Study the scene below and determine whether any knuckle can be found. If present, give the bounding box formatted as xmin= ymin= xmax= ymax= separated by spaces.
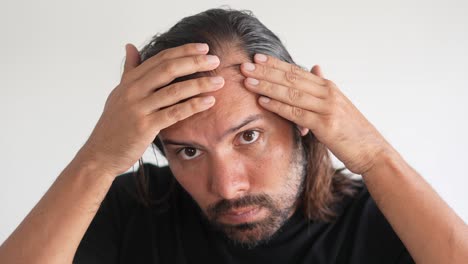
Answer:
xmin=260 ymin=65 xmax=269 ymax=77
xmin=167 ymin=105 xmax=183 ymax=121
xmin=290 ymin=64 xmax=305 ymax=77
xmin=201 ymin=77 xmax=211 ymax=91
xmin=287 ymin=87 xmax=303 ymax=102
xmin=156 ymin=48 xmax=170 ymax=61
xmin=262 ymin=81 xmax=274 ymax=94
xmin=285 ymin=70 xmax=298 ymax=84
xmin=271 ymin=57 xmax=280 ymax=69
xmin=324 ymin=79 xmax=336 ymax=87
xmin=323 ymin=82 xmax=333 ymax=97
xmin=290 ymin=106 xmax=304 ymax=118
xmin=192 ymin=55 xmax=201 ymax=66
xmin=125 ymin=81 xmax=139 ymax=92
xmin=326 ymin=94 xmax=339 ymax=113
xmin=165 ymin=83 xmax=180 ymax=98
xmin=120 ymin=73 xmax=134 ymax=84
xmin=190 ymin=98 xmax=201 ymax=111
xmin=163 ymin=61 xmax=178 ymax=77
xmin=120 ymin=86 xmax=137 ymax=103
xmin=128 ymin=105 xmax=147 ymax=128
xmin=327 ymin=85 xmax=338 ymax=99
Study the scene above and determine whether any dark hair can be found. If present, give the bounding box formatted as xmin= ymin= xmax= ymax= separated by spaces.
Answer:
xmin=133 ymin=7 xmax=361 ymax=222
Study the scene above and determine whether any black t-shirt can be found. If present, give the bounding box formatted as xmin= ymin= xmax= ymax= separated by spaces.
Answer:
xmin=74 ymin=163 xmax=414 ymax=264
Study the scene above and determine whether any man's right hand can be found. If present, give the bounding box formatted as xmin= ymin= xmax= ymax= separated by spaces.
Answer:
xmin=77 ymin=43 xmax=224 ymax=177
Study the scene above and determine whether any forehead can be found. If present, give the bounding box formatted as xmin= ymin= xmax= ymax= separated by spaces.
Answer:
xmin=159 ymin=50 xmax=291 ymax=145
xmin=160 ymin=65 xmax=262 ymax=136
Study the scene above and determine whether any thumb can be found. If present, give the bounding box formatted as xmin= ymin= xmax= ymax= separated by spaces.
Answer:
xmin=123 ymin=43 xmax=141 ymax=75
xmin=310 ymin=64 xmax=324 ymax=78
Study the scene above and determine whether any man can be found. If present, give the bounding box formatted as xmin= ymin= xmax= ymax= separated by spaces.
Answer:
xmin=0 ymin=8 xmax=466 ymax=264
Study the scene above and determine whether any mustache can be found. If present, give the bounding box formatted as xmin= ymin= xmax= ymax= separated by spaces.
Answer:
xmin=207 ymin=194 xmax=275 ymax=219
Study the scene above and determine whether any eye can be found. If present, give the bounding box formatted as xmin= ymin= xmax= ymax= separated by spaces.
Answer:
xmin=177 ymin=147 xmax=202 ymax=160
xmin=238 ymin=130 xmax=260 ymax=145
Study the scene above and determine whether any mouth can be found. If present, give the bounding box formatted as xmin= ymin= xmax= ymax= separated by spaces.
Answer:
xmin=219 ymin=206 xmax=264 ymax=225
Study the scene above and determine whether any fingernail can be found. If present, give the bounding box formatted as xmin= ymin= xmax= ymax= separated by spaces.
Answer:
xmin=246 ymin=77 xmax=259 ymax=85
xmin=202 ymin=96 xmax=215 ymax=104
xmin=210 ymin=76 xmax=224 ymax=84
xmin=206 ymin=55 xmax=220 ymax=65
xmin=255 ymin=54 xmax=267 ymax=62
xmin=243 ymin=62 xmax=255 ymax=71
xmin=196 ymin=43 xmax=208 ymax=52
xmin=259 ymin=96 xmax=270 ymax=104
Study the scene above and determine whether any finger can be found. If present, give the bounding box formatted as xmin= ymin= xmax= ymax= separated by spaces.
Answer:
xmin=241 ymin=63 xmax=329 ymax=99
xmin=122 ymin=43 xmax=141 ymax=79
xmin=135 ymin=54 xmax=220 ymax=95
xmin=244 ymin=78 xmax=327 ymax=113
xmin=135 ymin=43 xmax=209 ymax=80
xmin=141 ymin=76 xmax=224 ymax=113
xmin=311 ymin=65 xmax=324 ymax=78
xmin=241 ymin=64 xmax=328 ymax=99
xmin=150 ymin=96 xmax=216 ymax=131
xmin=257 ymin=96 xmax=321 ymax=131
xmin=252 ymin=54 xmax=326 ymax=85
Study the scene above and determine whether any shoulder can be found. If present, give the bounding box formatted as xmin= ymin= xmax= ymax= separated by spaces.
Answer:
xmin=347 ymin=184 xmax=398 ymax=240
xmin=335 ymin=182 xmax=414 ymax=263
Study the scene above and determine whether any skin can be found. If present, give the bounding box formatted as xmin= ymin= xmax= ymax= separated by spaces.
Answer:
xmin=158 ymin=53 xmax=308 ymax=246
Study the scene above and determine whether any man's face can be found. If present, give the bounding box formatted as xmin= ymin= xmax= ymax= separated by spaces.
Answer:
xmin=158 ymin=54 xmax=306 ymax=248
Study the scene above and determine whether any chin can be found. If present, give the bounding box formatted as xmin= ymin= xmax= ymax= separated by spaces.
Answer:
xmin=221 ymin=221 xmax=278 ymax=249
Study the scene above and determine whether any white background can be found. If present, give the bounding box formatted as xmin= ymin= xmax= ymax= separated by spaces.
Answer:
xmin=1 ymin=0 xmax=467 ymax=244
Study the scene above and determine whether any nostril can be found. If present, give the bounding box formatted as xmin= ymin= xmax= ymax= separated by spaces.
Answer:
xmin=210 ymin=178 xmax=250 ymax=200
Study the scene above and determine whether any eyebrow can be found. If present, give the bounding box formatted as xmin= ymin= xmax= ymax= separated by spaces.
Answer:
xmin=162 ymin=113 xmax=264 ymax=147
xmin=219 ymin=113 xmax=264 ymax=139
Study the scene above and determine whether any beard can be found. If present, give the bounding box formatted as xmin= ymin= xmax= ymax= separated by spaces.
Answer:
xmin=203 ymin=131 xmax=307 ymax=249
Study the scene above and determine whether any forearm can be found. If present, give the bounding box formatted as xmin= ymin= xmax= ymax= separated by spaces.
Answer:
xmin=362 ymin=145 xmax=468 ymax=264
xmin=0 ymin=152 xmax=116 ymax=264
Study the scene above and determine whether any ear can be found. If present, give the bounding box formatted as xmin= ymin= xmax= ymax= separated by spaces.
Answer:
xmin=297 ymin=125 xmax=309 ymax=136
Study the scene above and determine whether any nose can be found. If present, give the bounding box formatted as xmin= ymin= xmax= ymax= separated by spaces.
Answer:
xmin=208 ymin=154 xmax=250 ymax=200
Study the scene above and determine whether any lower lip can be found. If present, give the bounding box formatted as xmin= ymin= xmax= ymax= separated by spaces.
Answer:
xmin=221 ymin=207 xmax=263 ymax=224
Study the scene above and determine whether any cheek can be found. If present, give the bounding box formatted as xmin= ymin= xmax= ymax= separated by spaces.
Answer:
xmin=246 ymin=132 xmax=293 ymax=191
xmin=168 ymin=162 xmax=213 ymax=210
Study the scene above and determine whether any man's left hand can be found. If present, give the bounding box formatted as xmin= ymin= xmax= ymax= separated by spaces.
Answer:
xmin=240 ymin=54 xmax=391 ymax=175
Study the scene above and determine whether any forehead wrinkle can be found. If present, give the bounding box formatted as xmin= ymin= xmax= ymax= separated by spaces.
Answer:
xmin=218 ymin=63 xmax=246 ymax=84
xmin=186 ymin=70 xmax=258 ymax=132
xmin=180 ymin=63 xmax=244 ymax=85
xmin=206 ymin=62 xmax=243 ymax=76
